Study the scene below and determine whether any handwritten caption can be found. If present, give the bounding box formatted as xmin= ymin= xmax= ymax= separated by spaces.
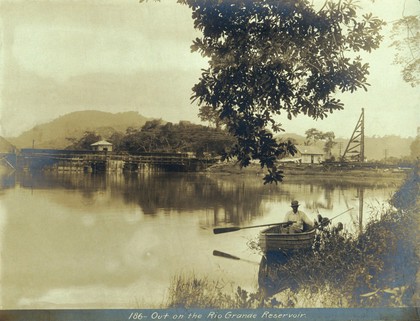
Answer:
xmin=128 ymin=311 xmax=307 ymax=320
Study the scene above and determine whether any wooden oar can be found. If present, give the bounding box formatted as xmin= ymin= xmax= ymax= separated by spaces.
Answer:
xmin=213 ymin=250 xmax=240 ymax=260
xmin=213 ymin=208 xmax=354 ymax=234
xmin=212 ymin=250 xmax=259 ymax=265
xmin=213 ymin=221 xmax=292 ymax=234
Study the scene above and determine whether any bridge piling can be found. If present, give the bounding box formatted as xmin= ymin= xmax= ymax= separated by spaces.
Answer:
xmin=13 ymin=149 xmax=218 ymax=173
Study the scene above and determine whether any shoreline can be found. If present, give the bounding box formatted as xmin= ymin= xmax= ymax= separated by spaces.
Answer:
xmin=205 ymin=162 xmax=409 ymax=180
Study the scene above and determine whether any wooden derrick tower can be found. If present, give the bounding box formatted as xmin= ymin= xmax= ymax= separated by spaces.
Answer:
xmin=342 ymin=108 xmax=365 ymax=162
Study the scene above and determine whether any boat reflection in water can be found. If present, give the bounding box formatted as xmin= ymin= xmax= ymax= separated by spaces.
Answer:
xmin=258 ymin=225 xmax=316 ymax=297
xmin=258 ymin=248 xmax=315 ymax=297
xmin=259 ymin=252 xmax=290 ymax=296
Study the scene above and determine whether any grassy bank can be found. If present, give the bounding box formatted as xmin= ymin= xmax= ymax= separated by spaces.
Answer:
xmin=206 ymin=161 xmax=408 ymax=180
xmin=166 ymin=165 xmax=419 ymax=308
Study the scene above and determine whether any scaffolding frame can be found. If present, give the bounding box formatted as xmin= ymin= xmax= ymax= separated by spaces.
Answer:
xmin=342 ymin=108 xmax=365 ymax=162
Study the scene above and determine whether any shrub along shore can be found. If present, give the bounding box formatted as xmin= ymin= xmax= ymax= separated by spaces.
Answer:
xmin=166 ymin=164 xmax=419 ymax=308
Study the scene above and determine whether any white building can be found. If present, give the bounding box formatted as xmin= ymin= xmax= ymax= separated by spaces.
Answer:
xmin=294 ymin=145 xmax=325 ymax=164
xmin=91 ymin=140 xmax=113 ymax=152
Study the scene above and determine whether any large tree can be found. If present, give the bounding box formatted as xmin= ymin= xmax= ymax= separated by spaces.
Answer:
xmin=119 ymin=120 xmax=234 ymax=156
xmin=305 ymin=128 xmax=336 ymax=158
xmin=390 ymin=15 xmax=420 ymax=87
xmin=176 ymin=0 xmax=384 ymax=183
xmin=66 ymin=131 xmax=102 ymax=150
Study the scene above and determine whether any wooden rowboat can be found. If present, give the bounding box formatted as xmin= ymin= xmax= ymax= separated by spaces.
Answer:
xmin=259 ymin=225 xmax=316 ymax=253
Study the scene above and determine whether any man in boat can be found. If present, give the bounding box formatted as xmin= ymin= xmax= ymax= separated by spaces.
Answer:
xmin=282 ymin=200 xmax=314 ymax=233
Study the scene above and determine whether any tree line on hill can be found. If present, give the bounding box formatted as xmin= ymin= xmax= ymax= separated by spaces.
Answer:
xmin=65 ymin=120 xmax=235 ymax=157
xmin=66 ymin=119 xmax=420 ymax=165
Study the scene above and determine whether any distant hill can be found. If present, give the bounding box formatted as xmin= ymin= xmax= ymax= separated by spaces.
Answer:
xmin=277 ymin=133 xmax=306 ymax=144
xmin=0 ymin=136 xmax=16 ymax=152
xmin=6 ymin=111 xmax=414 ymax=159
xmin=330 ymin=136 xmax=413 ymax=160
xmin=7 ymin=110 xmax=151 ymax=149
xmin=277 ymin=133 xmax=413 ymax=160
xmin=364 ymin=135 xmax=413 ymax=160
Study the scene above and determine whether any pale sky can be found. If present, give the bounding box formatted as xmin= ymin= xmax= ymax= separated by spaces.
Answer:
xmin=0 ymin=0 xmax=419 ymax=139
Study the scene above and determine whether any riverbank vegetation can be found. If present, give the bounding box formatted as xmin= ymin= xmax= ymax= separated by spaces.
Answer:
xmin=166 ymin=166 xmax=419 ymax=308
xmin=65 ymin=120 xmax=419 ymax=179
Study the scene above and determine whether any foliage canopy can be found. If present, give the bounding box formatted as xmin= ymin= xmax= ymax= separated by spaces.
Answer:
xmin=66 ymin=131 xmax=102 ymax=150
xmin=177 ymin=0 xmax=384 ymax=183
xmin=119 ymin=120 xmax=235 ymax=156
xmin=390 ymin=15 xmax=420 ymax=87
xmin=305 ymin=127 xmax=336 ymax=157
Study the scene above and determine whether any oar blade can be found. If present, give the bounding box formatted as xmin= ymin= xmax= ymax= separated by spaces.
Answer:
xmin=212 ymin=250 xmax=240 ymax=260
xmin=213 ymin=226 xmax=241 ymax=234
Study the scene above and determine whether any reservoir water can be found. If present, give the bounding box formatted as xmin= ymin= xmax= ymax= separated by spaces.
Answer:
xmin=0 ymin=170 xmax=403 ymax=308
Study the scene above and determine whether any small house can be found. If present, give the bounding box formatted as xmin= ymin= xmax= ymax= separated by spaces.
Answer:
xmin=294 ymin=145 xmax=325 ymax=164
xmin=91 ymin=140 xmax=113 ymax=152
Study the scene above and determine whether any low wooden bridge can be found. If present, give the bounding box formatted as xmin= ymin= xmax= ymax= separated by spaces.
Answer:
xmin=8 ymin=149 xmax=219 ymax=173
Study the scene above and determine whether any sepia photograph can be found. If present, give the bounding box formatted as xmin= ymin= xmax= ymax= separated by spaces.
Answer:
xmin=0 ymin=0 xmax=419 ymax=320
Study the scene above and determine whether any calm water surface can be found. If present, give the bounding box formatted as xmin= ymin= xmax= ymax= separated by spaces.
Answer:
xmin=0 ymin=171 xmax=403 ymax=308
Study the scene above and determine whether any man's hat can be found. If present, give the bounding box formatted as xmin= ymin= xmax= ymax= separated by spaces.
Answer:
xmin=291 ymin=200 xmax=300 ymax=207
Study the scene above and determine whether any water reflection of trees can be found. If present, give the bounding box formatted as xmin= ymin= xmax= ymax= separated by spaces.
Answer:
xmin=6 ymin=172 xmax=270 ymax=226
xmin=2 ymin=172 xmax=401 ymax=227
xmin=16 ymin=171 xmax=108 ymax=200
xmin=113 ymin=173 xmax=269 ymax=225
xmin=281 ymin=177 xmax=400 ymax=212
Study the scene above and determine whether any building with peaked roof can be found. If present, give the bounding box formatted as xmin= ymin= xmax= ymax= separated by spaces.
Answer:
xmin=294 ymin=145 xmax=325 ymax=164
xmin=90 ymin=140 xmax=113 ymax=152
